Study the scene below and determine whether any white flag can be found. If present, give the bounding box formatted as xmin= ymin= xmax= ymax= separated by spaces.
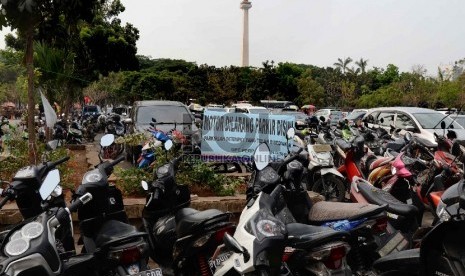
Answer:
xmin=40 ymin=91 xmax=57 ymax=128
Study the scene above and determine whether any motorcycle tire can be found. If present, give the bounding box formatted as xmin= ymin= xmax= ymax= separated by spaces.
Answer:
xmin=311 ymin=175 xmax=346 ymax=202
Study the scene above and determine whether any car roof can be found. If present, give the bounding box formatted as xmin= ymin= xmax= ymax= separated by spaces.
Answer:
xmin=133 ymin=100 xmax=185 ymax=107
xmin=365 ymin=106 xmax=439 ymax=114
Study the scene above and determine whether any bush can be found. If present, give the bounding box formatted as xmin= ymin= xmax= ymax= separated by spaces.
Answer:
xmin=113 ymin=167 xmax=151 ymax=197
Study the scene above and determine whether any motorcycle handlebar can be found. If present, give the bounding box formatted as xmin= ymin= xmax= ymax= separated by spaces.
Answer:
xmin=277 ymin=147 xmax=304 ymax=175
xmin=49 ymin=156 xmax=70 ymax=168
xmin=68 ymin=193 xmax=93 ymax=213
xmin=0 ymin=195 xmax=11 ymax=209
xmin=109 ymin=155 xmax=125 ymax=167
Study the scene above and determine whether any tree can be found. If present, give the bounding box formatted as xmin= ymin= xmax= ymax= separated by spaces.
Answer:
xmin=0 ymin=0 xmax=101 ymax=163
xmin=355 ymin=58 xmax=368 ymax=74
xmin=333 ymin=57 xmax=353 ymax=75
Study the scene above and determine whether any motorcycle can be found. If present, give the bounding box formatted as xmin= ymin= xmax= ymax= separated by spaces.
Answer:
xmin=247 ymin=128 xmax=400 ymax=275
xmin=373 ymin=174 xmax=465 ymax=276
xmin=0 ymin=169 xmax=96 ymax=276
xmin=73 ymin=134 xmax=151 ymax=275
xmin=214 ymin=142 xmax=352 ymax=276
xmin=140 ymin=139 xmax=236 ymax=275
xmin=67 ymin=120 xmax=83 ymax=144
xmin=0 ymin=145 xmax=73 ymax=252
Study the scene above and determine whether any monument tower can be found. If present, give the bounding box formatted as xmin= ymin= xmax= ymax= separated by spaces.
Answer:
xmin=240 ymin=0 xmax=252 ymax=67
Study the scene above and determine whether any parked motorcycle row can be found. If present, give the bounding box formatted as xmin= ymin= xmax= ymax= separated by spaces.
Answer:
xmin=0 ymin=111 xmax=465 ymax=275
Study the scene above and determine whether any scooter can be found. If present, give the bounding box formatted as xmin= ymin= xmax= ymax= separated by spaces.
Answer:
xmin=140 ymin=139 xmax=236 ymax=275
xmin=373 ymin=174 xmax=465 ymax=276
xmin=213 ymin=142 xmax=352 ymax=276
xmin=73 ymin=134 xmax=151 ymax=275
xmin=0 ymin=169 xmax=96 ymax=276
xmin=0 ymin=143 xmax=73 ymax=252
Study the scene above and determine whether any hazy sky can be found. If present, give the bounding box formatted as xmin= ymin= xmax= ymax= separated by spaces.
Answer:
xmin=1 ymin=0 xmax=464 ymax=74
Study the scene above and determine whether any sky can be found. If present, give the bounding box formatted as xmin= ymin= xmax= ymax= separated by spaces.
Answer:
xmin=1 ymin=0 xmax=465 ymax=75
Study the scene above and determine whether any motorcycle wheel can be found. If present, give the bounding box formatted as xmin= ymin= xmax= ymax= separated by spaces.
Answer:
xmin=311 ymin=175 xmax=346 ymax=202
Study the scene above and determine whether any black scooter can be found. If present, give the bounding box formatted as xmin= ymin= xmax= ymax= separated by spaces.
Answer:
xmin=0 ymin=169 xmax=96 ymax=276
xmin=0 ymin=141 xmax=73 ymax=252
xmin=373 ymin=174 xmax=465 ymax=276
xmin=73 ymin=134 xmax=151 ymax=276
xmin=140 ymin=140 xmax=235 ymax=275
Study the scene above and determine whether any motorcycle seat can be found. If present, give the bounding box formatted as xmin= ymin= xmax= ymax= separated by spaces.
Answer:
xmin=335 ymin=139 xmax=352 ymax=151
xmin=369 ymin=156 xmax=394 ymax=171
xmin=308 ymin=201 xmax=385 ymax=223
xmin=175 ymin=208 xmax=230 ymax=238
xmin=373 ymin=248 xmax=420 ymax=273
xmin=356 ymin=180 xmax=418 ymax=217
xmin=286 ymin=223 xmax=348 ymax=249
xmin=95 ymin=220 xmax=146 ymax=248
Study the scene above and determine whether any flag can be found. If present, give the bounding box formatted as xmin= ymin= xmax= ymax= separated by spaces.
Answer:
xmin=40 ymin=90 xmax=57 ymax=128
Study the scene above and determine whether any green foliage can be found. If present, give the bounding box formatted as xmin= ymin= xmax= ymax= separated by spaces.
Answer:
xmin=113 ymin=167 xmax=151 ymax=197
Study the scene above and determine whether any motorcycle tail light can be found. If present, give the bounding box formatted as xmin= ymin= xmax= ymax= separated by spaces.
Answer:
xmin=109 ymin=244 xmax=145 ymax=265
xmin=282 ymin=247 xmax=295 ymax=262
xmin=372 ymin=216 xmax=388 ymax=234
xmin=308 ymin=242 xmax=350 ymax=270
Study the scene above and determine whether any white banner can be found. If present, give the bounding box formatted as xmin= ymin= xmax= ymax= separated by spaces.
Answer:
xmin=40 ymin=90 xmax=57 ymax=128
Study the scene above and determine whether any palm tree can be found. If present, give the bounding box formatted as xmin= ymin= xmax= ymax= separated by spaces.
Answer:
xmin=355 ymin=58 xmax=369 ymax=74
xmin=334 ymin=57 xmax=353 ymax=74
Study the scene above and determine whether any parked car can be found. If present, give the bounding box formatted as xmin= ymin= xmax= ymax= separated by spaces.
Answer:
xmin=362 ymin=106 xmax=465 ymax=145
xmin=235 ymin=106 xmax=270 ymax=114
xmin=273 ymin=110 xmax=309 ymax=130
xmin=126 ymin=100 xmax=201 ymax=163
xmin=344 ymin=109 xmax=368 ymax=125
xmin=450 ymin=114 xmax=465 ymax=128
xmin=314 ymin=108 xmax=343 ymax=125
xmin=82 ymin=105 xmax=102 ymax=120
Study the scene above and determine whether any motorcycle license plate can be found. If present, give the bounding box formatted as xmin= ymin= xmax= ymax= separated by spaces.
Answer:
xmin=131 ymin=268 xmax=163 ymax=276
xmin=376 ymin=230 xmax=409 ymax=257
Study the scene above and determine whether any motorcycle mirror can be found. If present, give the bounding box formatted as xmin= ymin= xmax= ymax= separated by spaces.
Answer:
xmin=223 ymin=233 xmax=244 ymax=254
xmin=152 ymin=118 xmax=157 ymax=123
xmin=253 ymin=143 xmax=270 ymax=171
xmin=39 ymin=169 xmax=60 ymax=200
xmin=46 ymin=140 xmax=59 ymax=151
xmin=123 ymin=118 xmax=132 ymax=124
xmin=404 ymin=132 xmax=412 ymax=142
xmin=141 ymin=181 xmax=149 ymax=191
xmin=441 ymin=121 xmax=446 ymax=130
xmin=100 ymin=134 xmax=115 ymax=147
xmin=286 ymin=128 xmax=295 ymax=140
xmin=164 ymin=140 xmax=173 ymax=151
xmin=319 ymin=116 xmax=326 ymax=122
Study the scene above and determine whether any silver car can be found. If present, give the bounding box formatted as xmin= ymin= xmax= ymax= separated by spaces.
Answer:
xmin=362 ymin=107 xmax=465 ymax=145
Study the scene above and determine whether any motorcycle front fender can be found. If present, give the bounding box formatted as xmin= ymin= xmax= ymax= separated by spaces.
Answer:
xmin=320 ymin=167 xmax=345 ymax=179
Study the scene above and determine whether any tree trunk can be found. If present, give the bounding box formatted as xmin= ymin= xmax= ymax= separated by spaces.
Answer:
xmin=26 ymin=29 xmax=37 ymax=164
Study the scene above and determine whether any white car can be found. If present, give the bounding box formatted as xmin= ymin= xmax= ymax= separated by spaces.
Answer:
xmin=314 ymin=109 xmax=343 ymax=125
xmin=362 ymin=106 xmax=465 ymax=145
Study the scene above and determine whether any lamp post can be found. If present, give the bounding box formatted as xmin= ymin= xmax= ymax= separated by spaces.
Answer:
xmin=240 ymin=0 xmax=252 ymax=67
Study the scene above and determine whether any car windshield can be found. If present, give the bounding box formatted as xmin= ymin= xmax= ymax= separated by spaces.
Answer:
xmin=83 ymin=106 xmax=98 ymax=113
xmin=277 ymin=112 xmax=307 ymax=120
xmin=452 ymin=116 xmax=465 ymax=128
xmin=346 ymin=111 xmax=366 ymax=120
xmin=248 ymin=108 xmax=270 ymax=114
xmin=137 ymin=105 xmax=193 ymax=124
xmin=412 ymin=113 xmax=463 ymax=129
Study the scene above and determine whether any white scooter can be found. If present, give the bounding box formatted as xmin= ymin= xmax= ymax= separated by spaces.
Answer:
xmin=213 ymin=141 xmax=352 ymax=276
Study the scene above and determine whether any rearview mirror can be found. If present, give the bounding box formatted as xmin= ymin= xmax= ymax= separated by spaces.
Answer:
xmin=253 ymin=143 xmax=270 ymax=171
xmin=441 ymin=121 xmax=446 ymax=130
xmin=319 ymin=116 xmax=326 ymax=122
xmin=100 ymin=134 xmax=115 ymax=147
xmin=152 ymin=118 xmax=157 ymax=123
xmin=141 ymin=181 xmax=148 ymax=191
xmin=286 ymin=128 xmax=295 ymax=140
xmin=404 ymin=132 xmax=412 ymax=142
xmin=46 ymin=140 xmax=59 ymax=151
xmin=40 ymin=169 xmax=60 ymax=200
xmin=164 ymin=140 xmax=173 ymax=151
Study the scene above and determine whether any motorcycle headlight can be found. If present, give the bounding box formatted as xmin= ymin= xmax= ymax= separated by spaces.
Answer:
xmin=156 ymin=164 xmax=171 ymax=178
xmin=21 ymin=222 xmax=44 ymax=239
xmin=83 ymin=169 xmax=103 ymax=184
xmin=5 ymin=237 xmax=29 ymax=256
xmin=244 ymin=209 xmax=286 ymax=241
